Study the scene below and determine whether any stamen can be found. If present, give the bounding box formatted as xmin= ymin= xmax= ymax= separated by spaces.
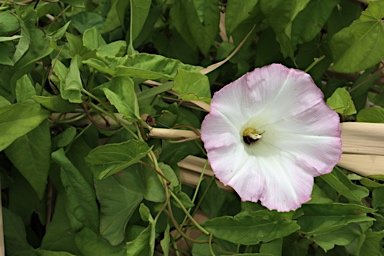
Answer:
xmin=243 ymin=128 xmax=263 ymax=145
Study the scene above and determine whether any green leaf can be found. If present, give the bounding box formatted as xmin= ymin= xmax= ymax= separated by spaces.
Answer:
xmin=225 ymin=0 xmax=259 ymax=36
xmin=98 ymin=41 xmax=127 ymax=57
xmin=125 ymin=220 xmax=156 ymax=256
xmin=52 ymin=148 xmax=99 ymax=232
xmin=192 ymin=0 xmax=217 ymax=24
xmin=75 ymin=228 xmax=126 ymax=256
xmin=52 ymin=60 xmax=81 ymax=104
xmin=0 ymin=102 xmax=50 ymax=152
xmin=228 ymin=254 xmax=272 ymax=256
xmin=5 ymin=120 xmax=50 ymax=199
xmin=71 ymin=12 xmax=104 ymax=34
xmin=350 ymin=68 xmax=378 ymax=112
xmin=0 ymin=42 xmax=14 ymax=66
xmin=95 ymin=171 xmax=144 ymax=245
xmin=327 ymin=0 xmax=361 ymax=38
xmin=46 ymin=21 xmax=71 ymax=41
xmin=198 ymin=178 xmax=241 ymax=218
xmin=282 ymin=233 xmax=311 ymax=256
xmin=66 ymin=136 xmax=95 ymax=187
xmin=101 ymin=0 xmax=129 ymax=33
xmin=260 ymin=0 xmax=310 ymax=58
xmin=160 ymin=224 xmax=170 ymax=256
xmin=41 ymin=193 xmax=81 ymax=255
xmin=139 ymin=203 xmax=153 ymax=222
xmin=202 ymin=211 xmax=300 ymax=245
xmin=156 ymin=110 xmax=178 ymax=127
xmin=330 ymin=1 xmax=384 ymax=72
xmin=192 ymin=234 xmax=239 ymax=256
xmin=183 ymin=0 xmax=220 ymax=55
xmin=66 ymin=32 xmax=89 ymax=57
xmin=130 ymin=0 xmax=152 ymax=42
xmin=64 ymin=55 xmax=83 ymax=103
xmin=60 ymin=0 xmax=84 ymax=7
xmin=35 ymin=249 xmax=76 ymax=256
xmin=297 ymin=203 xmax=374 ymax=235
xmin=3 ymin=208 xmax=34 ymax=255
xmin=169 ymin=1 xmax=197 ymax=50
xmin=102 ymin=76 xmax=140 ymax=121
xmin=320 ymin=167 xmax=369 ymax=204
xmin=356 ymin=108 xmax=384 ymax=123
xmin=137 ymin=82 xmax=173 ymax=101
xmin=13 ymin=8 xmax=36 ymax=64
xmin=260 ymin=238 xmax=283 ymax=255
xmin=0 ymin=95 xmax=10 ymax=107
xmin=84 ymin=53 xmax=202 ymax=80
xmin=291 ymin=0 xmax=339 ymax=45
xmin=8 ymin=169 xmax=45 ymax=224
xmin=10 ymin=27 xmax=53 ymax=91
xmin=356 ymin=229 xmax=384 ymax=256
xmin=83 ymin=26 xmax=106 ymax=51
xmin=85 ymin=140 xmax=151 ymax=179
xmin=137 ymin=163 xmax=167 ymax=203
xmin=0 ymin=11 xmax=20 ymax=36
xmin=15 ymin=74 xmax=35 ymax=103
xmin=32 ymin=95 xmax=79 ymax=113
xmin=372 ymin=187 xmax=384 ymax=214
xmin=52 ymin=127 xmax=77 ymax=148
xmin=83 ymin=53 xmax=202 ymax=79
xmin=159 ymin=162 xmax=179 ymax=189
xmin=173 ymin=69 xmax=211 ymax=103
xmin=172 ymin=191 xmax=194 ymax=209
xmin=326 ymin=87 xmax=356 ymax=115
xmin=313 ymin=223 xmax=362 ymax=252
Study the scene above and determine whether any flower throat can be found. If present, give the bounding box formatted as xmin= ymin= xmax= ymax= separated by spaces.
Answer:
xmin=243 ymin=127 xmax=263 ymax=145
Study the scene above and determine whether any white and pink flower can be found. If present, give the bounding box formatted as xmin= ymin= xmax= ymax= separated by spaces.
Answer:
xmin=201 ymin=64 xmax=342 ymax=212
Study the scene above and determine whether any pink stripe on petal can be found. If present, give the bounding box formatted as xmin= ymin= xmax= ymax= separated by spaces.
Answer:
xmin=201 ymin=110 xmax=239 ymax=149
xmin=225 ymin=148 xmax=315 ymax=212
xmin=248 ymin=65 xmax=325 ymax=124
xmin=263 ymin=101 xmax=341 ymax=136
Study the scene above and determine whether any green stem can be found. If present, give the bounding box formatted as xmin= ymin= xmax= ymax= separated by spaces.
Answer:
xmin=139 ymin=161 xmax=171 ymax=184
xmin=169 ymin=190 xmax=210 ymax=236
xmin=88 ymin=101 xmax=138 ymax=138
xmin=88 ymin=101 xmax=115 ymax=120
xmin=179 ymin=160 xmax=208 ymax=228
xmin=154 ymin=201 xmax=167 ymax=223
xmin=191 ymin=176 xmax=215 ymax=218
xmin=128 ymin=0 xmax=135 ymax=54
xmin=304 ymin=55 xmax=325 ymax=73
xmin=208 ymin=233 xmax=216 ymax=256
xmin=55 ymin=113 xmax=86 ymax=124
xmin=349 ymin=66 xmax=383 ymax=93
xmin=191 ymin=160 xmax=208 ymax=203
xmin=163 ymin=208 xmax=208 ymax=244
xmin=174 ymin=175 xmax=215 ymax=243
xmin=82 ymin=89 xmax=104 ymax=104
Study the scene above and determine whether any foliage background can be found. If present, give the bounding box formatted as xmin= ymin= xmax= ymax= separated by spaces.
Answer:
xmin=1 ymin=0 xmax=384 ymax=255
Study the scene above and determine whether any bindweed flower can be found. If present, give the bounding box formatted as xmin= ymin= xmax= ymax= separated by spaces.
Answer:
xmin=201 ymin=64 xmax=342 ymax=212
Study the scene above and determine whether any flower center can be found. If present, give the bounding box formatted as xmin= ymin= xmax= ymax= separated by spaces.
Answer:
xmin=242 ymin=127 xmax=263 ymax=145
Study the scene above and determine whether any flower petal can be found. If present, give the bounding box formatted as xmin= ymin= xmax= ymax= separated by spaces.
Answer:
xmin=245 ymin=65 xmax=324 ymax=127
xmin=201 ymin=63 xmax=342 ymax=212
xmin=209 ymin=76 xmax=258 ymax=129
xmin=225 ymin=143 xmax=315 ymax=212
xmin=262 ymin=101 xmax=342 ymax=176
xmin=206 ymin=142 xmax=249 ymax=184
xmin=201 ymin=107 xmax=240 ymax=150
